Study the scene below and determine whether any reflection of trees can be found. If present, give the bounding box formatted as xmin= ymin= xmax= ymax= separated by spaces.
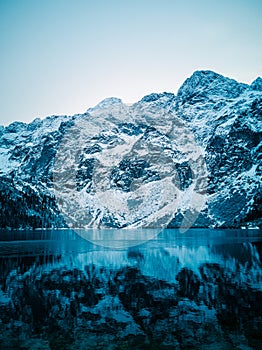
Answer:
xmin=0 ymin=243 xmax=261 ymax=349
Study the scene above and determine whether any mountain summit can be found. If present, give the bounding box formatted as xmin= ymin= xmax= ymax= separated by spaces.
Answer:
xmin=251 ymin=77 xmax=262 ymax=91
xmin=176 ymin=70 xmax=248 ymax=105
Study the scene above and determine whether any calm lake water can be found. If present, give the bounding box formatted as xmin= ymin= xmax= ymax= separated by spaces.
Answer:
xmin=0 ymin=229 xmax=261 ymax=349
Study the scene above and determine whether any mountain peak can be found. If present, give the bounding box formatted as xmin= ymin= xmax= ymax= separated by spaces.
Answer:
xmin=190 ymin=70 xmax=222 ymax=80
xmin=139 ymin=92 xmax=175 ymax=103
xmin=250 ymin=77 xmax=262 ymax=91
xmin=182 ymin=70 xmax=226 ymax=88
xmin=177 ymin=70 xmax=248 ymax=104
xmin=87 ymin=97 xmax=122 ymax=112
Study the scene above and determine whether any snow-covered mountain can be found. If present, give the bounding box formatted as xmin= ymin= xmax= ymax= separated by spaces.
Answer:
xmin=0 ymin=70 xmax=261 ymax=229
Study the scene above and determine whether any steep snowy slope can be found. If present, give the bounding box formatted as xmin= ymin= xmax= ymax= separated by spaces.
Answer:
xmin=0 ymin=70 xmax=261 ymax=229
xmin=171 ymin=71 xmax=262 ymax=228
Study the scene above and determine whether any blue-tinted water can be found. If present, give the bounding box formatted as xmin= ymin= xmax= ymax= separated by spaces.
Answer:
xmin=0 ymin=229 xmax=261 ymax=349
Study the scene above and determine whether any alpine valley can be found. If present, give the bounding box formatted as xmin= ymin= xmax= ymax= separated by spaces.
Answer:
xmin=0 ymin=70 xmax=261 ymax=229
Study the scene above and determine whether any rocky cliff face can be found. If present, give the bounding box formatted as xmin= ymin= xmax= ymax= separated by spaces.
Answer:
xmin=0 ymin=70 xmax=261 ymax=229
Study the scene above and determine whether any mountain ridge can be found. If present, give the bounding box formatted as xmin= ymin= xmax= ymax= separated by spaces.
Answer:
xmin=0 ymin=70 xmax=261 ymax=229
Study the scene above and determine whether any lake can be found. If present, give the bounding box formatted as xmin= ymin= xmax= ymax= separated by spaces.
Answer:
xmin=0 ymin=229 xmax=261 ymax=349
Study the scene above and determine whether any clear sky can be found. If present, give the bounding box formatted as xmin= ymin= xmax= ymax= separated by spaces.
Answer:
xmin=0 ymin=0 xmax=261 ymax=125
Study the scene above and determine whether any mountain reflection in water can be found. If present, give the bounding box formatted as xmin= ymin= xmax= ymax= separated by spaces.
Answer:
xmin=0 ymin=229 xmax=261 ymax=349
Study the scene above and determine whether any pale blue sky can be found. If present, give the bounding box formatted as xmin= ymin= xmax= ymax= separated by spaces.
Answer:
xmin=0 ymin=0 xmax=261 ymax=125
